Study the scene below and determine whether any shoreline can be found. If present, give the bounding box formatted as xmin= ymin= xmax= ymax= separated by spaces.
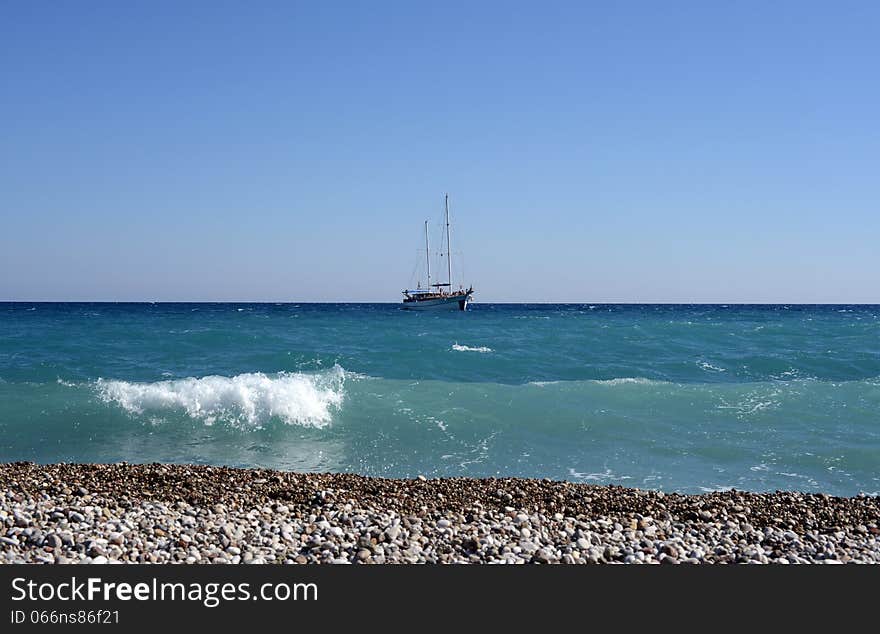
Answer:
xmin=2 ymin=462 xmax=878 ymax=564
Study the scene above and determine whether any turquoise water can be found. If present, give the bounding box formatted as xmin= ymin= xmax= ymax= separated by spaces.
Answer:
xmin=1 ymin=303 xmax=878 ymax=495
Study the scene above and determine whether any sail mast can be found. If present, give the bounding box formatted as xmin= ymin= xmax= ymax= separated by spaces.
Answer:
xmin=424 ymin=220 xmax=431 ymax=289
xmin=445 ymin=193 xmax=452 ymax=290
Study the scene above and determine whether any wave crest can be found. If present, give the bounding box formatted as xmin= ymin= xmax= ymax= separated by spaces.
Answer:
xmin=452 ymin=343 xmax=493 ymax=353
xmin=593 ymin=377 xmax=664 ymax=386
xmin=95 ymin=366 xmax=346 ymax=428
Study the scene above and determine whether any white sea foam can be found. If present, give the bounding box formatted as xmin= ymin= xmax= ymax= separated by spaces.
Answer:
xmin=697 ymin=361 xmax=726 ymax=373
xmin=568 ymin=467 xmax=632 ymax=482
xmin=771 ymin=369 xmax=801 ymax=379
xmin=95 ymin=366 xmax=346 ymax=428
xmin=527 ymin=377 xmax=667 ymax=387
xmin=593 ymin=377 xmax=662 ymax=386
xmin=452 ymin=343 xmax=493 ymax=353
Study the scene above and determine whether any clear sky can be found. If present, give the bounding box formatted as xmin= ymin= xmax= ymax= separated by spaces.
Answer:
xmin=2 ymin=1 xmax=878 ymax=302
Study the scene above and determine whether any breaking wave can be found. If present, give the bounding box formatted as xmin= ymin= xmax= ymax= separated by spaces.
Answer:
xmin=452 ymin=343 xmax=493 ymax=353
xmin=95 ymin=366 xmax=346 ymax=428
xmin=697 ymin=361 xmax=727 ymax=373
xmin=592 ymin=377 xmax=665 ymax=386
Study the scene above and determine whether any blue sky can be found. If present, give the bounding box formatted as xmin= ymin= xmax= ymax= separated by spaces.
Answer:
xmin=2 ymin=1 xmax=878 ymax=302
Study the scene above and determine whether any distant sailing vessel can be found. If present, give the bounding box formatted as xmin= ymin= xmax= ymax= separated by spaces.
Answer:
xmin=402 ymin=194 xmax=474 ymax=311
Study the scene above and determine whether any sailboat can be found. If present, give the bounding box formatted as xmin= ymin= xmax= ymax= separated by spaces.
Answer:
xmin=402 ymin=194 xmax=474 ymax=311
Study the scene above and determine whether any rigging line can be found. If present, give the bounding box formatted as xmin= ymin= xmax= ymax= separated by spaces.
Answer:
xmin=432 ymin=217 xmax=442 ymax=284
xmin=445 ymin=193 xmax=452 ymax=286
xmin=408 ymin=246 xmax=422 ymax=288
xmin=458 ymin=249 xmax=466 ymax=289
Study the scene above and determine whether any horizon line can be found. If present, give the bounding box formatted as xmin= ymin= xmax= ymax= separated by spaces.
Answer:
xmin=3 ymin=300 xmax=880 ymax=306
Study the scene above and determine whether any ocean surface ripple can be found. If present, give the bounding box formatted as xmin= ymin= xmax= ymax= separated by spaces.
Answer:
xmin=1 ymin=302 xmax=878 ymax=495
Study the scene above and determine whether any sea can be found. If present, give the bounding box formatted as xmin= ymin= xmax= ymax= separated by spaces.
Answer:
xmin=1 ymin=303 xmax=878 ymax=496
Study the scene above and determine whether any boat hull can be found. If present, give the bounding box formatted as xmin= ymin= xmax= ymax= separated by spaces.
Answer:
xmin=401 ymin=292 xmax=472 ymax=311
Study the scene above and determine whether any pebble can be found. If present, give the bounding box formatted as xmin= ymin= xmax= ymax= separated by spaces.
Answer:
xmin=0 ymin=463 xmax=877 ymax=565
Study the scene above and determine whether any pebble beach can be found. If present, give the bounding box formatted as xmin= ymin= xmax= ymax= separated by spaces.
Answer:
xmin=1 ymin=462 xmax=878 ymax=564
